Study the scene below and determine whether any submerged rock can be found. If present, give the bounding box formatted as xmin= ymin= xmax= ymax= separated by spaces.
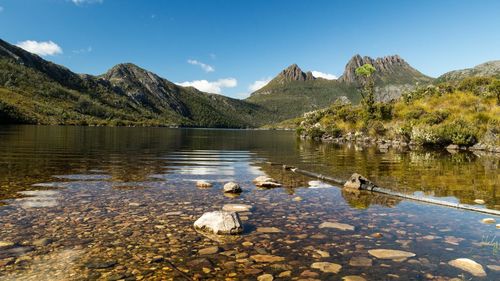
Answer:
xmin=222 ymin=204 xmax=252 ymax=212
xmin=311 ymin=262 xmax=342 ymax=273
xmin=198 ymin=246 xmax=220 ymax=255
xmin=448 ymin=258 xmax=487 ymax=277
xmin=343 ymin=173 xmax=377 ymax=191
xmin=368 ymin=249 xmax=416 ymax=260
xmin=257 ymin=273 xmax=274 ymax=281
xmin=0 ymin=241 xmax=14 ymax=248
xmin=342 ymin=276 xmax=366 ymax=281
xmin=481 ymin=218 xmax=496 ymax=224
xmin=253 ymin=176 xmax=282 ymax=188
xmin=223 ymin=182 xmax=242 ymax=193
xmin=250 ymin=254 xmax=285 ymax=263
xmin=193 ymin=211 xmax=243 ymax=235
xmin=319 ymin=222 xmax=355 ymax=231
xmin=257 ymin=227 xmax=282 ymax=233
xmin=196 ymin=180 xmax=213 ymax=188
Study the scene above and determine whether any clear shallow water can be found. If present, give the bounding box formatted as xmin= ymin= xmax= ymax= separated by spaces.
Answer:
xmin=0 ymin=125 xmax=499 ymax=280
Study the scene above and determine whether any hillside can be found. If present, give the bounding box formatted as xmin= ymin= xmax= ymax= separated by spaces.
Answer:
xmin=436 ymin=60 xmax=500 ymax=83
xmin=291 ymin=77 xmax=500 ymax=151
xmin=0 ymin=38 xmax=269 ymax=127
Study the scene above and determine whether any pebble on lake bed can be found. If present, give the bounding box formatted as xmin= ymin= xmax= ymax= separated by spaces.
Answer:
xmin=319 ymin=222 xmax=355 ymax=231
xmin=311 ymin=262 xmax=342 ymax=274
xmin=481 ymin=218 xmax=496 ymax=224
xmin=448 ymin=258 xmax=487 ymax=277
xmin=196 ymin=180 xmax=213 ymax=188
xmin=474 ymin=199 xmax=485 ymax=204
xmin=368 ymin=249 xmax=416 ymax=260
xmin=223 ymin=182 xmax=242 ymax=193
xmin=222 ymin=204 xmax=252 ymax=212
xmin=193 ymin=211 xmax=243 ymax=235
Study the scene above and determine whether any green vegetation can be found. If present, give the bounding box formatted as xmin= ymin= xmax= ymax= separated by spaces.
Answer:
xmin=355 ymin=63 xmax=377 ymax=118
xmin=295 ymin=76 xmax=500 ymax=148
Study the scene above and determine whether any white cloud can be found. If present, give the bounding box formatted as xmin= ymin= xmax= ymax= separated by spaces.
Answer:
xmin=72 ymin=46 xmax=92 ymax=54
xmin=311 ymin=70 xmax=337 ymax=80
xmin=187 ymin=59 xmax=215 ymax=73
xmin=248 ymin=77 xmax=272 ymax=92
xmin=71 ymin=0 xmax=103 ymax=5
xmin=176 ymin=78 xmax=237 ymax=94
xmin=16 ymin=40 xmax=63 ymax=56
xmin=0 ymin=6 xmax=4 ymax=12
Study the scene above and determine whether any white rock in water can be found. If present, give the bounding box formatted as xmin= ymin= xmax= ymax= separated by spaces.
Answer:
xmin=481 ymin=218 xmax=496 ymax=224
xmin=193 ymin=211 xmax=243 ymax=235
xmin=311 ymin=262 xmax=342 ymax=273
xmin=368 ymin=249 xmax=416 ymax=260
xmin=319 ymin=222 xmax=355 ymax=231
xmin=196 ymin=180 xmax=213 ymax=188
xmin=222 ymin=204 xmax=252 ymax=212
xmin=253 ymin=176 xmax=281 ymax=188
xmin=473 ymin=199 xmax=485 ymax=204
xmin=448 ymin=258 xmax=487 ymax=277
xmin=223 ymin=182 xmax=242 ymax=193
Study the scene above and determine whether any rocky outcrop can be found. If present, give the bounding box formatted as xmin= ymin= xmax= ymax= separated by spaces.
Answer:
xmin=437 ymin=60 xmax=500 ymax=82
xmin=276 ymin=64 xmax=316 ymax=83
xmin=339 ymin=54 xmax=410 ymax=83
xmin=344 ymin=173 xmax=377 ymax=191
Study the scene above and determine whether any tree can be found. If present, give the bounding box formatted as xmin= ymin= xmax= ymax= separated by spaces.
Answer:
xmin=355 ymin=63 xmax=376 ymax=118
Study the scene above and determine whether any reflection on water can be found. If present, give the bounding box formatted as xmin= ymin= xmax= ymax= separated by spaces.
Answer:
xmin=0 ymin=125 xmax=499 ymax=280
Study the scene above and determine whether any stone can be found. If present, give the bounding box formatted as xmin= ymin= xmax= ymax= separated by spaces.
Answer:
xmin=319 ymin=222 xmax=355 ymax=231
xmin=368 ymin=249 xmax=416 ymax=260
xmin=342 ymin=276 xmax=366 ymax=281
xmin=85 ymin=260 xmax=117 ymax=269
xmin=487 ymin=264 xmax=500 ymax=271
xmin=311 ymin=262 xmax=342 ymax=274
xmin=278 ymin=271 xmax=292 ymax=278
xmin=343 ymin=173 xmax=377 ymax=191
xmin=193 ymin=211 xmax=243 ymax=235
xmin=257 ymin=274 xmax=274 ymax=281
xmin=446 ymin=144 xmax=459 ymax=150
xmin=255 ymin=181 xmax=282 ymax=188
xmin=292 ymin=196 xmax=302 ymax=201
xmin=448 ymin=258 xmax=486 ymax=277
xmin=0 ymin=241 xmax=14 ymax=248
xmin=223 ymin=182 xmax=242 ymax=193
xmin=481 ymin=218 xmax=496 ymax=224
xmin=474 ymin=199 xmax=485 ymax=204
xmin=370 ymin=232 xmax=384 ymax=238
xmin=315 ymin=250 xmax=330 ymax=258
xmin=257 ymin=227 xmax=282 ymax=233
xmin=196 ymin=180 xmax=213 ymax=188
xmin=349 ymin=257 xmax=372 ymax=267
xmin=33 ymin=238 xmax=52 ymax=247
xmin=250 ymin=255 xmax=285 ymax=263
xmin=497 ymin=224 xmax=500 ymax=229
xmin=222 ymin=204 xmax=252 ymax=212
xmin=198 ymin=246 xmax=220 ymax=255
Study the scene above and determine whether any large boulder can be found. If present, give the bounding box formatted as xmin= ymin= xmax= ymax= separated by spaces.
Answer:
xmin=194 ymin=211 xmax=243 ymax=235
xmin=344 ymin=173 xmax=377 ymax=191
xmin=223 ymin=182 xmax=242 ymax=193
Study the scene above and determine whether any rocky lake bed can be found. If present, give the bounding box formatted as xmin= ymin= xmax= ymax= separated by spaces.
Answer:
xmin=0 ymin=126 xmax=499 ymax=280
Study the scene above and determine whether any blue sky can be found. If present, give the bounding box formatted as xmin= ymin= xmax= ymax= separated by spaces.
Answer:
xmin=1 ymin=0 xmax=499 ymax=98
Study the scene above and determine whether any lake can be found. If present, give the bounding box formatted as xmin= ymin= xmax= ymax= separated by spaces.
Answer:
xmin=0 ymin=125 xmax=499 ymax=280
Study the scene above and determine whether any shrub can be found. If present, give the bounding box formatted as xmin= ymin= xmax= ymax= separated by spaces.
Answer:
xmin=306 ymin=126 xmax=325 ymax=139
xmin=368 ymin=120 xmax=386 ymax=137
xmin=422 ymin=110 xmax=450 ymax=125
xmin=324 ymin=124 xmax=342 ymax=137
xmin=403 ymin=107 xmax=426 ymax=120
xmin=441 ymin=119 xmax=478 ymax=146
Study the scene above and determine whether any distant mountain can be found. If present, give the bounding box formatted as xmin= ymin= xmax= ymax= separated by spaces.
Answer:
xmin=246 ymin=55 xmax=432 ymax=121
xmin=338 ymin=54 xmax=433 ymax=101
xmin=246 ymin=64 xmax=358 ymax=122
xmin=0 ymin=38 xmax=269 ymax=127
xmin=436 ymin=60 xmax=500 ymax=83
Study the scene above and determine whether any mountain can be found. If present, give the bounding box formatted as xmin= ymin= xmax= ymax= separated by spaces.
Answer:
xmin=338 ymin=54 xmax=433 ymax=101
xmin=0 ymin=38 xmax=269 ymax=127
xmin=436 ymin=60 xmax=500 ymax=82
xmin=246 ymin=55 xmax=432 ymax=122
xmin=245 ymin=64 xmax=359 ymax=122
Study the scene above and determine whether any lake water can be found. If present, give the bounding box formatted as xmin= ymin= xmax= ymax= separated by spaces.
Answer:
xmin=0 ymin=125 xmax=499 ymax=280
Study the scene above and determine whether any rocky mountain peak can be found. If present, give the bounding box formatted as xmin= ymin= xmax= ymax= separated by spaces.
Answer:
xmin=339 ymin=54 xmax=411 ymax=83
xmin=278 ymin=64 xmax=315 ymax=82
